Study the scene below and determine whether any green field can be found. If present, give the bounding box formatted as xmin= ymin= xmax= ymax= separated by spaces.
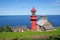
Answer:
xmin=0 ymin=27 xmax=60 ymax=40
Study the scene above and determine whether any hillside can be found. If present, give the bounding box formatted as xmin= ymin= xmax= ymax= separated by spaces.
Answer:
xmin=0 ymin=27 xmax=60 ymax=40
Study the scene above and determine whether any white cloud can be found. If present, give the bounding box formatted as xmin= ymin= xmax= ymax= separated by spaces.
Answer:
xmin=0 ymin=9 xmax=31 ymax=15
xmin=47 ymin=0 xmax=60 ymax=6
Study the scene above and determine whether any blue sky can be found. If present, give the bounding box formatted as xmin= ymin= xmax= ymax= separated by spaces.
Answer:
xmin=0 ymin=0 xmax=60 ymax=15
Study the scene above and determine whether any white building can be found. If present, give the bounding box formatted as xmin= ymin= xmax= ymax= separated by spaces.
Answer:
xmin=11 ymin=25 xmax=27 ymax=32
xmin=36 ymin=16 xmax=55 ymax=32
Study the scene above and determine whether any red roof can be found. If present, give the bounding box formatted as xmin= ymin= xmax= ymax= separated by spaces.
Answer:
xmin=31 ymin=7 xmax=36 ymax=13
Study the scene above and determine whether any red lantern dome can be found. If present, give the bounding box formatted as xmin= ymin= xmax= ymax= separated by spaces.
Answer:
xmin=31 ymin=7 xmax=36 ymax=13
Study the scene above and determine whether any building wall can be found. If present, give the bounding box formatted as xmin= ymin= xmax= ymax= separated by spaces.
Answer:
xmin=45 ymin=29 xmax=55 ymax=31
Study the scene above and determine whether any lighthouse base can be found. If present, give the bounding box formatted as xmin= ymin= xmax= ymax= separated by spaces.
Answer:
xmin=31 ymin=21 xmax=36 ymax=30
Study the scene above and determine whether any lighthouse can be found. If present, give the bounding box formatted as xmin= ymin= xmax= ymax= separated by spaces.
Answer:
xmin=30 ymin=7 xmax=37 ymax=30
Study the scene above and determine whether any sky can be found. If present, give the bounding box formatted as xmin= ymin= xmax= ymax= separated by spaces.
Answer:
xmin=0 ymin=0 xmax=60 ymax=15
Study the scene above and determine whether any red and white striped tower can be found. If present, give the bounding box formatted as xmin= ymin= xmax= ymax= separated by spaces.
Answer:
xmin=30 ymin=7 xmax=37 ymax=30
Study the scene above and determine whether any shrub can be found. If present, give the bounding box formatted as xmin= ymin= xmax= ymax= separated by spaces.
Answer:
xmin=4 ymin=24 xmax=11 ymax=32
xmin=0 ymin=25 xmax=4 ymax=32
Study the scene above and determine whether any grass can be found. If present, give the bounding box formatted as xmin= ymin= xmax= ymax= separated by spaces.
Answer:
xmin=0 ymin=27 xmax=60 ymax=40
